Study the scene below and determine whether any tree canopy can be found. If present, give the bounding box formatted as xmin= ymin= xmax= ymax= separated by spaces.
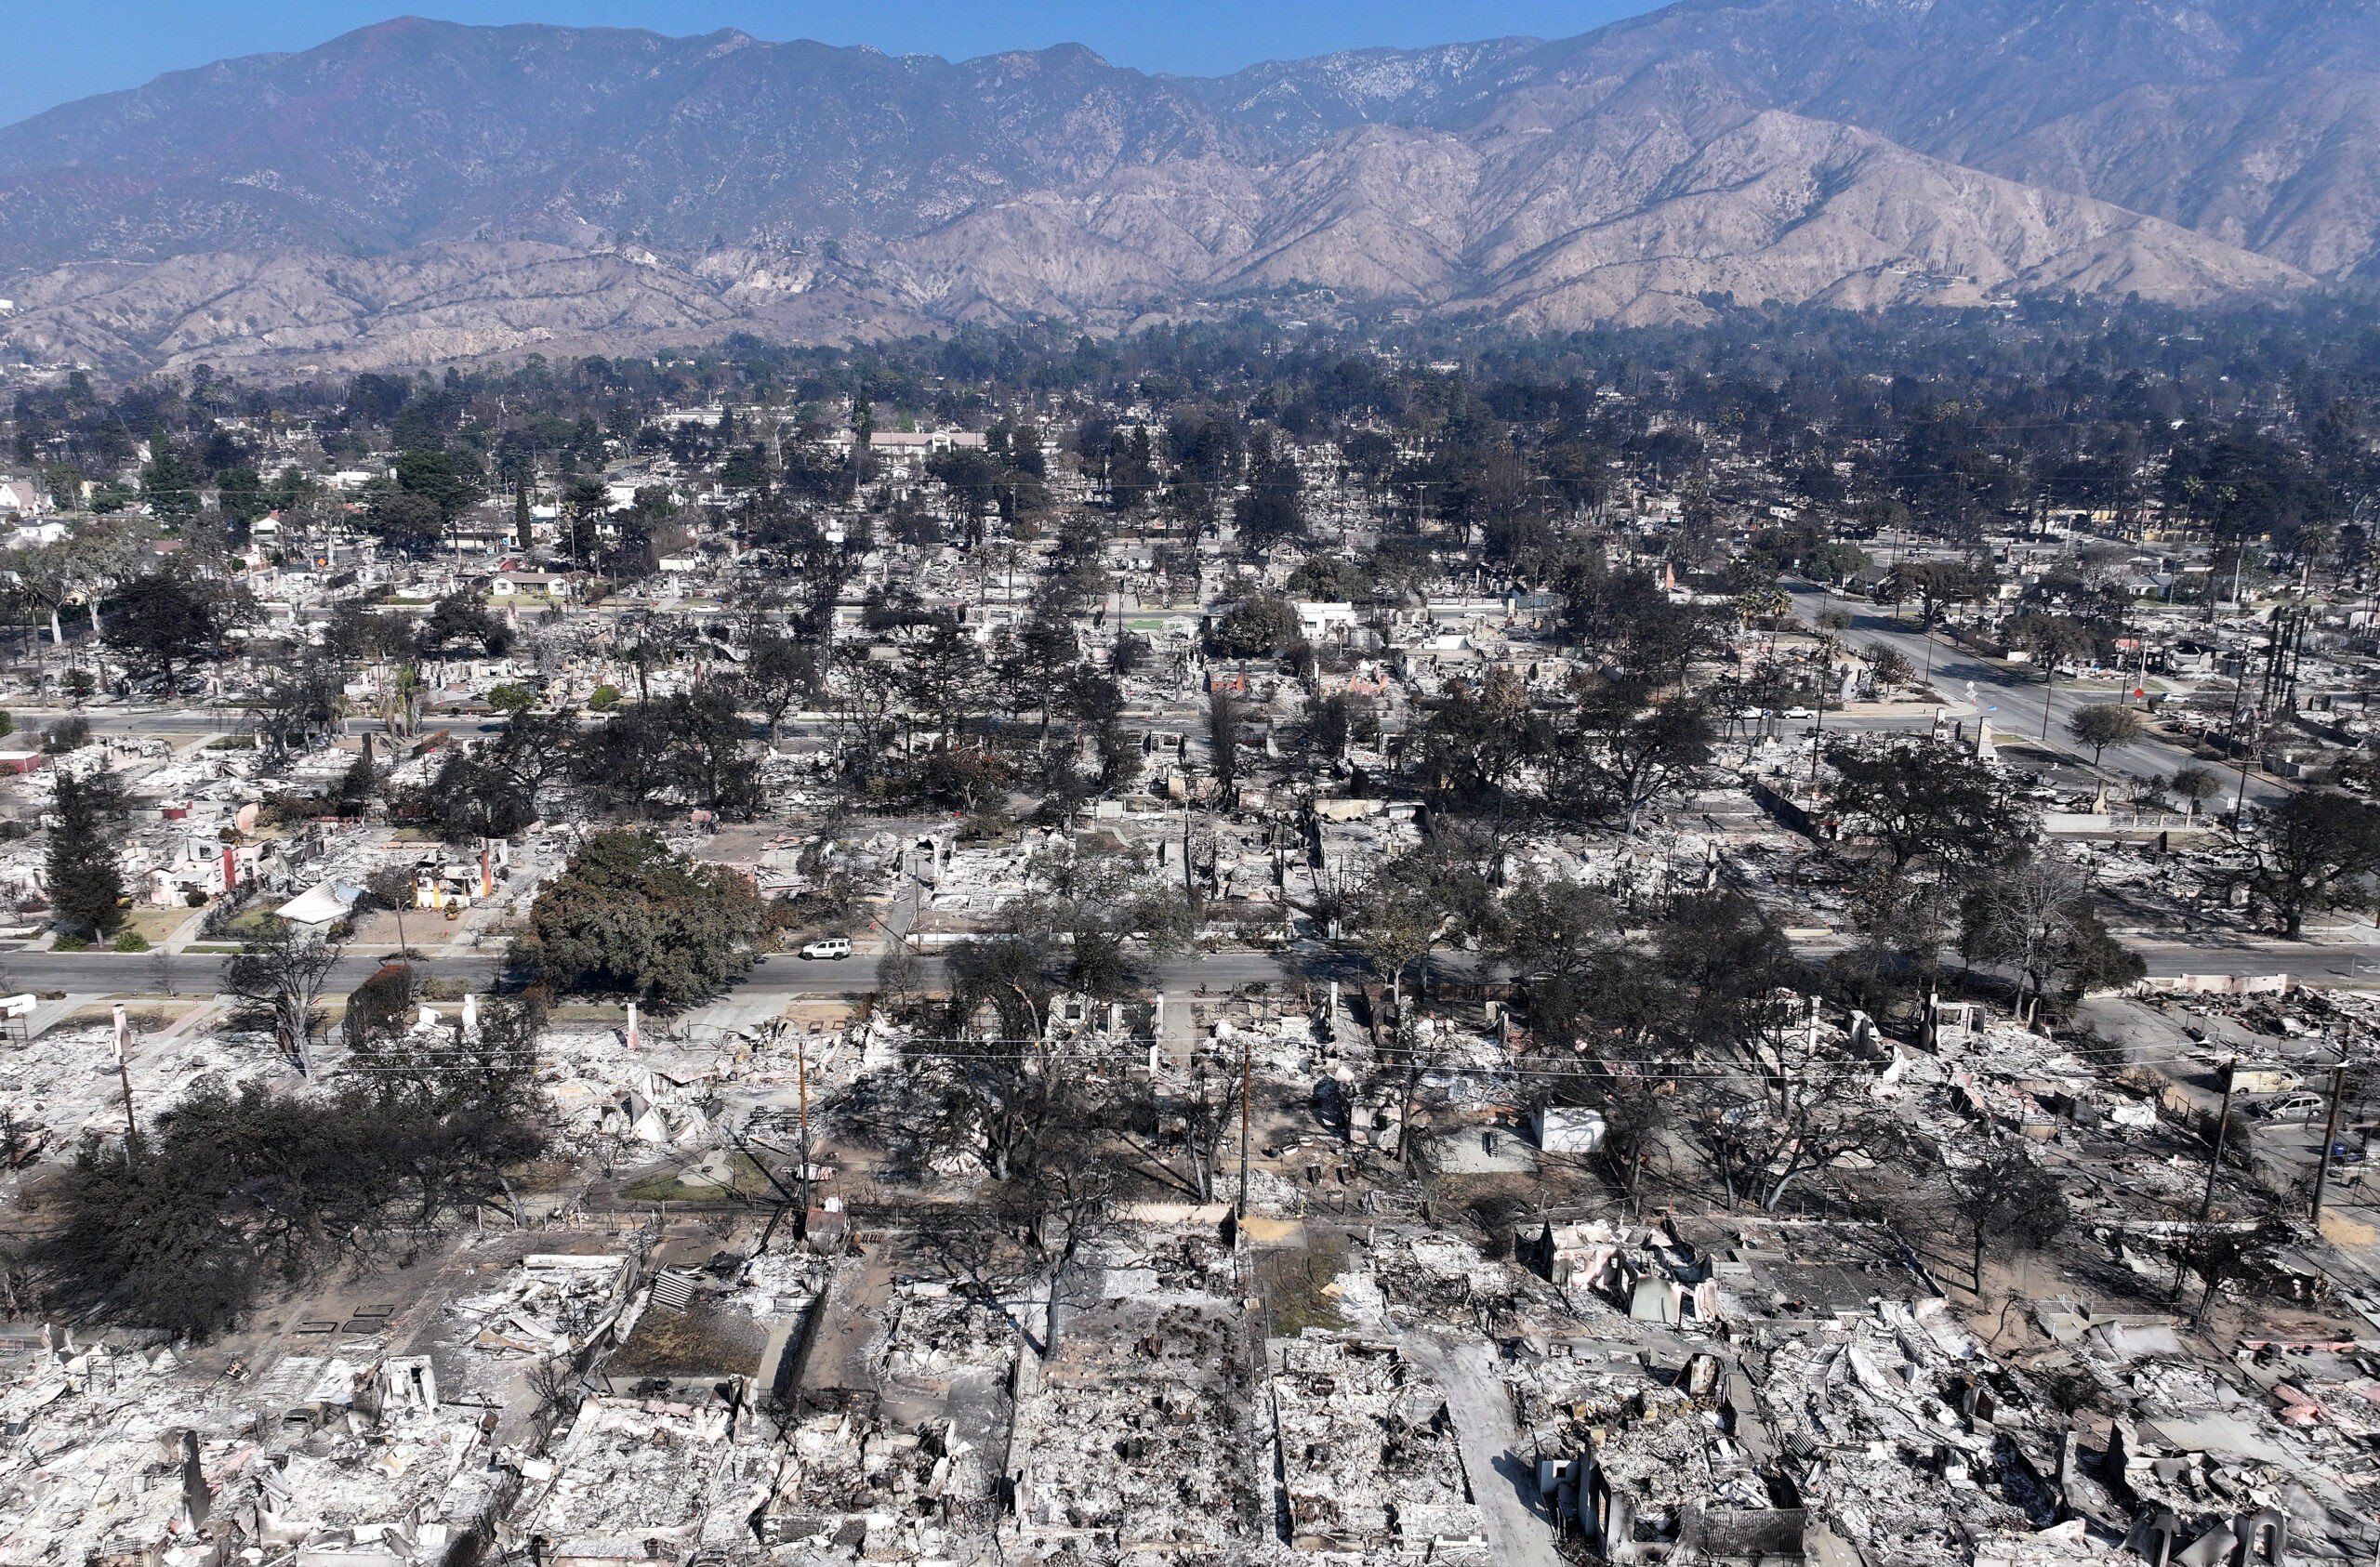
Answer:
xmin=525 ymin=830 xmax=767 ymax=1004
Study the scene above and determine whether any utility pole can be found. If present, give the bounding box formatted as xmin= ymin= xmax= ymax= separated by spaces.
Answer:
xmin=1807 ymin=670 xmax=1826 ymax=785
xmin=2198 ymin=1059 xmax=2238 ymax=1228
xmin=796 ymin=1032 xmax=812 ymax=1230
xmin=2179 ymin=1058 xmax=2239 ymax=1298
xmin=2313 ymin=1056 xmax=2349 ymax=1226
xmin=1237 ymin=1031 xmax=1251 ymax=1220
xmin=112 ymin=1003 xmax=138 ymax=1159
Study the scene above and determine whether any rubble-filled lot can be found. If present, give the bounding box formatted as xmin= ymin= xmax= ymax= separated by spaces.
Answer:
xmin=15 ymin=343 xmax=2380 ymax=1567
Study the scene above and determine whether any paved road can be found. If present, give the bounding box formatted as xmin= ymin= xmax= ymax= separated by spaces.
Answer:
xmin=11 ymin=931 xmax=2372 ymax=1007
xmin=0 ymin=944 xmax=1312 ymax=1002
xmin=0 ymin=950 xmax=507 ymax=996
xmin=8 ymin=704 xmax=258 ymax=736
xmin=1784 ymin=583 xmax=2286 ymax=807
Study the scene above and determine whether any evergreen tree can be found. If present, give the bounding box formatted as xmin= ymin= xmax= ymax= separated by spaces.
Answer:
xmin=523 ymin=831 xmax=765 ymax=1004
xmin=46 ymin=770 xmax=126 ymax=940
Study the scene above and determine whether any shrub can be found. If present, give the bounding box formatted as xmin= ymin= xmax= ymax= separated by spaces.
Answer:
xmin=588 ymin=684 xmax=622 ymax=710
xmin=112 ymin=930 xmax=150 ymax=953
xmin=41 ymin=718 xmax=91 ymax=754
xmin=52 ymin=933 xmax=88 ymax=951
xmin=959 ymin=809 xmax=1016 ymax=843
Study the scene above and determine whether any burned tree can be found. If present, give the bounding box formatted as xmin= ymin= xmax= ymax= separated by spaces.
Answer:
xmin=1822 ymin=738 xmax=2028 ymax=876
xmin=1959 ymin=854 xmax=2146 ymax=1012
xmin=225 ymin=918 xmax=343 ymax=1072
xmin=2244 ymin=789 xmax=2380 ymax=939
xmin=1946 ymin=1144 xmax=2069 ymax=1290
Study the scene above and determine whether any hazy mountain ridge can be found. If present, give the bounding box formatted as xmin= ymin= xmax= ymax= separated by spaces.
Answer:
xmin=1471 ymin=0 xmax=2380 ymax=274
xmin=0 ymin=1 xmax=2365 ymax=369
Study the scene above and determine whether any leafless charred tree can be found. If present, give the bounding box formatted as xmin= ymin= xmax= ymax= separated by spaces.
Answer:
xmin=224 ymin=919 xmax=343 ymax=1073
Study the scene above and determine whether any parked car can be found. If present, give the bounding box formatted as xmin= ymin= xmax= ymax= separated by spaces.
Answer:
xmin=2253 ymin=1090 xmax=2327 ymax=1122
xmin=798 ymin=938 xmax=852 ymax=960
xmin=1781 ymin=705 xmax=1816 ymax=720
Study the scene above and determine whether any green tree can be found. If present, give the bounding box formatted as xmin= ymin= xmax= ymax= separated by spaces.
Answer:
xmin=524 ymin=831 xmax=766 ymax=1004
xmin=46 ymin=770 xmax=126 ymax=940
xmin=1355 ymin=848 xmax=1493 ymax=1006
xmin=911 ymin=744 xmax=1013 ymax=815
xmin=139 ymin=449 xmax=202 ymax=521
xmin=1209 ymin=589 xmax=1302 ymax=660
xmin=367 ymin=490 xmax=445 ymax=557
xmin=215 ymin=466 xmax=269 ymax=527
xmin=928 ymin=446 xmax=1002 ymax=535
xmin=32 ymin=1000 xmax=544 ymax=1340
xmin=1494 ymin=879 xmax=1635 ymax=1052
xmin=741 ymin=630 xmax=816 ymax=738
xmin=895 ymin=616 xmax=985 ymax=744
xmin=1888 ymin=560 xmax=1995 ymax=628
xmin=1000 ymin=599 xmax=1080 ymax=742
xmin=2170 ymin=766 xmax=2222 ymax=815
xmin=654 ymin=681 xmax=765 ymax=818
xmin=1559 ymin=680 xmax=1713 ymax=835
xmin=102 ymin=572 xmax=225 ymax=684
xmin=2066 ymin=703 xmax=2143 ymax=766
xmin=1233 ymin=427 xmax=1305 ymax=552
xmin=1105 ymin=424 xmax=1157 ymax=511
xmin=1805 ymin=540 xmax=1871 ymax=583
xmin=2003 ymin=611 xmax=2103 ymax=678
xmin=393 ymin=447 xmax=482 ymax=520
xmin=416 ymin=591 xmax=513 ymax=656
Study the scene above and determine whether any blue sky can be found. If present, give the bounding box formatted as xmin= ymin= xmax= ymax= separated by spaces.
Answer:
xmin=0 ymin=2 xmax=1660 ymax=123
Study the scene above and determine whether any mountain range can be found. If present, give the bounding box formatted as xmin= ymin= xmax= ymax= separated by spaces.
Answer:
xmin=0 ymin=0 xmax=2373 ymax=370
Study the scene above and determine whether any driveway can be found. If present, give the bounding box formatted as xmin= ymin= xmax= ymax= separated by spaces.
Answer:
xmin=1405 ymin=1332 xmax=1563 ymax=1567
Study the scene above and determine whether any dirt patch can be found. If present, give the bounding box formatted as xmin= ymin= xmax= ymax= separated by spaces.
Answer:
xmin=1253 ymin=1228 xmax=1349 ymax=1337
xmin=2319 ymin=1210 xmax=2375 ymax=1246
xmin=70 ymin=1002 xmax=196 ymax=1031
xmin=622 ymin=1151 xmax=772 ymax=1203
